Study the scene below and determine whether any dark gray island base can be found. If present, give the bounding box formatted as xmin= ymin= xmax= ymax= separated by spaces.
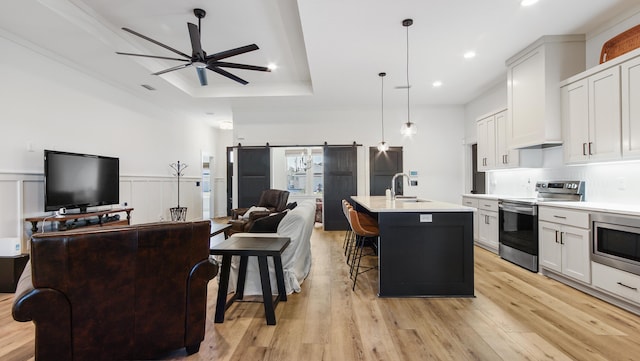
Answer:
xmin=351 ymin=196 xmax=475 ymax=298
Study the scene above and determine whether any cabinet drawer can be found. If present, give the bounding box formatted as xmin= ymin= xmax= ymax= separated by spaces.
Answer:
xmin=462 ymin=197 xmax=479 ymax=209
xmin=539 ymin=206 xmax=589 ymax=228
xmin=592 ymin=262 xmax=640 ymax=304
xmin=478 ymin=199 xmax=499 ymax=212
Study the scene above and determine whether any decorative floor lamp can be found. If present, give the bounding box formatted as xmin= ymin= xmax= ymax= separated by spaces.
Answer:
xmin=169 ymin=161 xmax=189 ymax=221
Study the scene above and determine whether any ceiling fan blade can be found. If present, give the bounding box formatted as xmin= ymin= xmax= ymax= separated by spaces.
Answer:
xmin=207 ymin=66 xmax=248 ymax=85
xmin=207 ymin=44 xmax=259 ymax=61
xmin=152 ymin=63 xmax=192 ymax=75
xmin=196 ymin=67 xmax=208 ymax=86
xmin=214 ymin=62 xmax=271 ymax=72
xmin=187 ymin=23 xmax=205 ymax=60
xmin=116 ymin=52 xmax=190 ymax=62
xmin=122 ymin=27 xmax=191 ymax=59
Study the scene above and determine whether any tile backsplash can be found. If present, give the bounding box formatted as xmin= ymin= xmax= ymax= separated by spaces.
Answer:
xmin=488 ymin=147 xmax=640 ymax=204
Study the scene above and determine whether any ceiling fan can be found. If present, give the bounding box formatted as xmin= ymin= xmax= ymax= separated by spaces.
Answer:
xmin=116 ymin=8 xmax=270 ymax=86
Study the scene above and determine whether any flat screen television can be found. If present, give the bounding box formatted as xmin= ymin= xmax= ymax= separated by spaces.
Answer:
xmin=44 ymin=150 xmax=119 ymax=213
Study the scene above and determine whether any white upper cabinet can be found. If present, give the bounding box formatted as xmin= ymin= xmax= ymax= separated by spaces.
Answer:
xmin=477 ymin=113 xmax=497 ymax=171
xmin=562 ymin=79 xmax=590 ymax=163
xmin=476 ymin=109 xmax=541 ymax=171
xmin=562 ymin=67 xmax=622 ymax=163
xmin=506 ymin=35 xmax=585 ymax=149
xmin=589 ymin=68 xmax=622 ymax=162
xmin=560 ymin=48 xmax=640 ymax=165
xmin=622 ymin=55 xmax=640 ymax=159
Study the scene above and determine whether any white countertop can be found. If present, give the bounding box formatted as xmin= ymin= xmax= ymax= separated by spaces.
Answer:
xmin=461 ymin=193 xmax=521 ymax=200
xmin=352 ymin=196 xmax=474 ymax=213
xmin=538 ymin=201 xmax=640 ymax=217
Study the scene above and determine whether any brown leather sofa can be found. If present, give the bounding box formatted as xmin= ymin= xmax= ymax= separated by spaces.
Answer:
xmin=228 ymin=189 xmax=290 ymax=235
xmin=12 ymin=221 xmax=217 ymax=361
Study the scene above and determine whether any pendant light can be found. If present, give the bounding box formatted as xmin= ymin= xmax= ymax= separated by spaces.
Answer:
xmin=400 ymin=18 xmax=417 ymax=136
xmin=377 ymin=72 xmax=389 ymax=152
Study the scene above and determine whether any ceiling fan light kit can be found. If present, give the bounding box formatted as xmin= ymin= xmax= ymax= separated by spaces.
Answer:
xmin=400 ymin=18 xmax=417 ymax=137
xmin=116 ymin=8 xmax=270 ymax=86
xmin=377 ymin=72 xmax=389 ymax=152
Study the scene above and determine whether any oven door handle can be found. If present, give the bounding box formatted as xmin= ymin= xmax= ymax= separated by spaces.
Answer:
xmin=499 ymin=203 xmax=536 ymax=216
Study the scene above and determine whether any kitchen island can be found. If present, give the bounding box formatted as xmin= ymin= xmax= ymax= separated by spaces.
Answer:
xmin=351 ymin=196 xmax=475 ymax=297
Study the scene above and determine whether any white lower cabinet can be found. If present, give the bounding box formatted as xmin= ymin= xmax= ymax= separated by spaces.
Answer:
xmin=538 ymin=207 xmax=591 ymax=284
xmin=539 ymin=221 xmax=591 ymax=283
xmin=592 ymin=262 xmax=640 ymax=305
xmin=477 ymin=199 xmax=499 ymax=253
xmin=462 ymin=197 xmax=479 ymax=241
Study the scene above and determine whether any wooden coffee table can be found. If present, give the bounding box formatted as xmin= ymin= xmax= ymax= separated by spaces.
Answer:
xmin=210 ymin=236 xmax=290 ymax=325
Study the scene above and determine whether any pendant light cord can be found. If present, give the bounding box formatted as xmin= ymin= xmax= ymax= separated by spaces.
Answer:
xmin=406 ymin=22 xmax=411 ymax=124
xmin=381 ymin=73 xmax=385 ymax=142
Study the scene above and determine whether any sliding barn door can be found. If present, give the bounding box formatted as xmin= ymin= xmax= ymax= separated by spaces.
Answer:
xmin=323 ymin=146 xmax=357 ymax=230
xmin=237 ymin=147 xmax=271 ymax=208
xmin=369 ymin=146 xmax=403 ymax=196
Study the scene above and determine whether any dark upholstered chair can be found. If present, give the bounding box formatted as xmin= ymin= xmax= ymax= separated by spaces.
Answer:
xmin=12 ymin=221 xmax=217 ymax=361
xmin=228 ymin=189 xmax=290 ymax=235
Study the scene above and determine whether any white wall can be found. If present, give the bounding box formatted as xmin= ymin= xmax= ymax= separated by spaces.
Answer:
xmin=0 ymin=34 xmax=215 ymax=247
xmin=233 ymin=104 xmax=466 ymax=203
xmin=586 ymin=9 xmax=640 ymax=68
xmin=463 ymin=78 xmax=508 ymax=145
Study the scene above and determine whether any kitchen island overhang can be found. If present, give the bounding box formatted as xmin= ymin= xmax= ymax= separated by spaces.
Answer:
xmin=351 ymin=196 xmax=475 ymax=298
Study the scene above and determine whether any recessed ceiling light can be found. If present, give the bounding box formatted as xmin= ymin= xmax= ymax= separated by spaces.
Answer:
xmin=432 ymin=81 xmax=443 ymax=88
xmin=521 ymin=0 xmax=539 ymax=6
xmin=463 ymin=51 xmax=476 ymax=59
xmin=267 ymin=63 xmax=278 ymax=71
xmin=219 ymin=121 xmax=233 ymax=130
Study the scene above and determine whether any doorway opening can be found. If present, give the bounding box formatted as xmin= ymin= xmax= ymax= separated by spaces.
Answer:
xmin=202 ymin=153 xmax=213 ymax=219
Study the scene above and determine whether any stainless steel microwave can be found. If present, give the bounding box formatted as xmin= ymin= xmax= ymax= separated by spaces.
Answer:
xmin=592 ymin=212 xmax=640 ymax=276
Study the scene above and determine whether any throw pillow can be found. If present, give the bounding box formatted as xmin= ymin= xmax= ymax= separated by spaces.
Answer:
xmin=242 ymin=206 xmax=270 ymax=219
xmin=249 ymin=211 xmax=287 ymax=233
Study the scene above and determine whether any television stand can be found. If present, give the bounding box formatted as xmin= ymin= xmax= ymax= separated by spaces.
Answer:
xmin=25 ymin=208 xmax=134 ymax=233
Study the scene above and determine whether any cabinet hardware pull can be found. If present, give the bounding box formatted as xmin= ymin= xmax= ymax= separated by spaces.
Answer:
xmin=582 ymin=143 xmax=587 ymax=156
xmin=560 ymin=232 xmax=564 ymax=245
xmin=617 ymin=282 xmax=638 ymax=291
xmin=555 ymin=230 xmax=559 ymax=243
xmin=505 ymin=154 xmax=508 ymax=164
xmin=553 ymin=215 xmax=567 ymax=219
xmin=588 ymin=142 xmax=593 ymax=155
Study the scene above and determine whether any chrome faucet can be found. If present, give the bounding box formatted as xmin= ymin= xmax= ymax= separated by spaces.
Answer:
xmin=391 ymin=173 xmax=411 ymax=199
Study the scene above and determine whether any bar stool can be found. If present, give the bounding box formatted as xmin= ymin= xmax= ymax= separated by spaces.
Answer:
xmin=342 ymin=200 xmax=354 ymax=257
xmin=348 ymin=208 xmax=379 ymax=291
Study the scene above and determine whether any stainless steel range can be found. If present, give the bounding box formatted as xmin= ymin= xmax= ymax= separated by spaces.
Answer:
xmin=498 ymin=181 xmax=585 ymax=272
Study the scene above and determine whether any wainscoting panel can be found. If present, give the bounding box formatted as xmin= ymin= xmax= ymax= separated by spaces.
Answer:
xmin=0 ymin=172 xmax=205 ymax=252
xmin=0 ymin=179 xmax=20 ymax=238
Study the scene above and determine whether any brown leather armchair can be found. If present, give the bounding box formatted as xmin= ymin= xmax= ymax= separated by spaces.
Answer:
xmin=12 ymin=221 xmax=217 ymax=361
xmin=228 ymin=189 xmax=290 ymax=235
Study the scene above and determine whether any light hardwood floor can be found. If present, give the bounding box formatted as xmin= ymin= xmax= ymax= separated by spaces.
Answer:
xmin=2 ymin=228 xmax=640 ymax=361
